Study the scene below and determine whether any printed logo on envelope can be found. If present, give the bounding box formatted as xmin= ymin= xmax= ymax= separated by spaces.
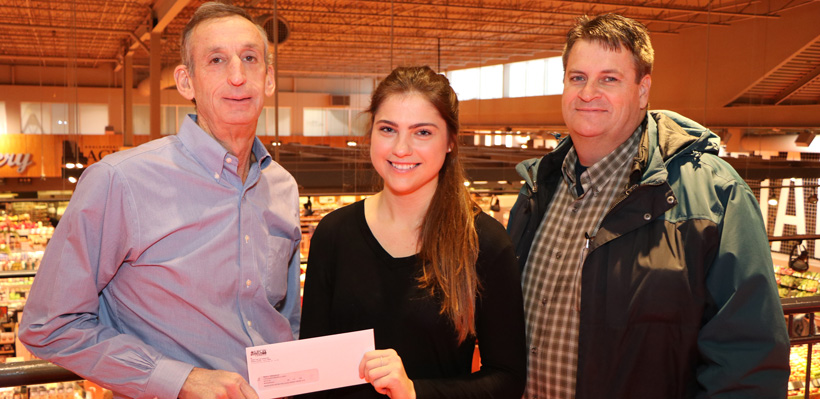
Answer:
xmin=246 ymin=329 xmax=375 ymax=398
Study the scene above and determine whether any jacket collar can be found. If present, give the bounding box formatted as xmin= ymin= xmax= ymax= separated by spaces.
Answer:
xmin=515 ymin=110 xmax=720 ymax=190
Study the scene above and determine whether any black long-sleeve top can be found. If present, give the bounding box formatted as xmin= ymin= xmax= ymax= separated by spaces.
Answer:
xmin=299 ymin=200 xmax=526 ymax=399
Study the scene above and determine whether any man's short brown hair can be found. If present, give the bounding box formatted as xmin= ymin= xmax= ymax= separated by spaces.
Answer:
xmin=562 ymin=13 xmax=654 ymax=82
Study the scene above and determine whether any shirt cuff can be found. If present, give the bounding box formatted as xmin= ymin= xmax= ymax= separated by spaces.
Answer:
xmin=145 ymin=357 xmax=194 ymax=399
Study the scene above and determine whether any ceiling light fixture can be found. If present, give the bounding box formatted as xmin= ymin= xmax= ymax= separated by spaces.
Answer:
xmin=768 ymin=194 xmax=778 ymax=206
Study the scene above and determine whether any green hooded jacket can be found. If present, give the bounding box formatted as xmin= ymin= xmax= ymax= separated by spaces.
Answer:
xmin=508 ymin=110 xmax=790 ymax=398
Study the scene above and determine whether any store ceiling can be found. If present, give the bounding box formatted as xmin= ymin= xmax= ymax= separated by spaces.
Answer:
xmin=0 ymin=0 xmax=815 ymax=86
xmin=0 ymin=0 xmax=817 ymax=193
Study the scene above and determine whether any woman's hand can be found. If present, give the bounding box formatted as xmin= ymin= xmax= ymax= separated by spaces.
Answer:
xmin=359 ymin=349 xmax=416 ymax=399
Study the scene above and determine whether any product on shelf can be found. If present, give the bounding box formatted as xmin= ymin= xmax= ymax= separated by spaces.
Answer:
xmin=777 ymin=266 xmax=820 ymax=298
xmin=789 ymin=344 xmax=820 ymax=397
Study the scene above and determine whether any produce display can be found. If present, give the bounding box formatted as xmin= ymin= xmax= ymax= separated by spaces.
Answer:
xmin=789 ymin=344 xmax=820 ymax=397
xmin=777 ymin=266 xmax=820 ymax=297
xmin=778 ymin=265 xmax=820 ymax=397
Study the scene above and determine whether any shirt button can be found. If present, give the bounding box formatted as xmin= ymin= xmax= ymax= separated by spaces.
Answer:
xmin=541 ymin=297 xmax=547 ymax=305
xmin=213 ymin=173 xmax=219 ymax=180
xmin=246 ymin=279 xmax=252 ymax=287
xmin=245 ymin=235 xmax=250 ymax=243
xmin=555 ymin=252 xmax=562 ymax=259
xmin=530 ymin=347 xmax=537 ymax=354
xmin=247 ymin=320 xmax=252 ymax=327
xmin=226 ymin=157 xmax=232 ymax=164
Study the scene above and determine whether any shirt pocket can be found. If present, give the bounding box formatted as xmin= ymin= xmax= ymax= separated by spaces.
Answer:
xmin=262 ymin=235 xmax=295 ymax=309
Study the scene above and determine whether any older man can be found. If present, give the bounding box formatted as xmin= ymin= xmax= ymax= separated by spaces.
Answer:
xmin=508 ymin=13 xmax=789 ymax=399
xmin=20 ymin=3 xmax=301 ymax=399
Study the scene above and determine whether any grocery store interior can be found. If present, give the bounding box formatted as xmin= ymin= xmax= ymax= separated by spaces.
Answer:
xmin=0 ymin=0 xmax=819 ymax=397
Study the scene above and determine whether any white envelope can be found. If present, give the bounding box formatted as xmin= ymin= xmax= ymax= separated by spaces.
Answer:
xmin=246 ymin=329 xmax=375 ymax=398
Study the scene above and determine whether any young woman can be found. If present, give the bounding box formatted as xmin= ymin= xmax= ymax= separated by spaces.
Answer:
xmin=299 ymin=66 xmax=526 ymax=399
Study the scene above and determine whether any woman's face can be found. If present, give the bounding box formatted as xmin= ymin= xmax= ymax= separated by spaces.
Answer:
xmin=370 ymin=92 xmax=451 ymax=198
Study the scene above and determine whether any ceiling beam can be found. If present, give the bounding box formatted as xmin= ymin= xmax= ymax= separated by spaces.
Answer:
xmin=126 ymin=0 xmax=192 ymax=55
xmin=0 ymin=55 xmax=117 ymax=64
xmin=774 ymin=63 xmax=820 ymax=105
xmin=342 ymin=0 xmax=739 ymax=25
xmin=2 ymin=23 xmax=149 ymax=53
xmin=553 ymin=0 xmax=779 ymax=19
xmin=725 ymin=32 xmax=820 ymax=107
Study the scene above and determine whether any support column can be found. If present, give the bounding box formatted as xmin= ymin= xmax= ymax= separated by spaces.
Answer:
xmin=150 ymin=31 xmax=162 ymax=140
xmin=123 ymin=52 xmax=134 ymax=146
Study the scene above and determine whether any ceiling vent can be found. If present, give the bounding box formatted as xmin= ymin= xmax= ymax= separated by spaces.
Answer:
xmin=331 ymin=95 xmax=351 ymax=106
xmin=257 ymin=14 xmax=289 ymax=45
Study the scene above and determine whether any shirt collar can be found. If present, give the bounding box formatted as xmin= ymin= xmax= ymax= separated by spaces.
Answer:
xmin=177 ymin=114 xmax=272 ymax=177
xmin=562 ymin=124 xmax=643 ymax=197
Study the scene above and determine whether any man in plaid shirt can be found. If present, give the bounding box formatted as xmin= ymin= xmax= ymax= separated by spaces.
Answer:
xmin=507 ymin=13 xmax=789 ymax=399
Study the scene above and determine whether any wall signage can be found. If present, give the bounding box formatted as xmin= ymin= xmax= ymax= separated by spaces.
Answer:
xmin=0 ymin=153 xmax=33 ymax=174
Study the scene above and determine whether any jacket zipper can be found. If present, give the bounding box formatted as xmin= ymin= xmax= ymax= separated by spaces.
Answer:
xmin=606 ymin=183 xmax=640 ymax=215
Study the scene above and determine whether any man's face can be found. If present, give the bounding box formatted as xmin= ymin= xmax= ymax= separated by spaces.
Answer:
xmin=562 ymin=40 xmax=651 ymax=146
xmin=175 ymin=16 xmax=273 ymax=136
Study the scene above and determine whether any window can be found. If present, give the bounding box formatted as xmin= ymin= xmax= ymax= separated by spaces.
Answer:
xmin=49 ymin=104 xmax=69 ymax=134
xmin=79 ymin=104 xmax=109 ymax=134
xmin=508 ymin=60 xmax=543 ymax=97
xmin=162 ymin=105 xmax=196 ymax=135
xmin=263 ymin=107 xmax=291 ymax=136
xmin=133 ymin=105 xmax=150 ymax=135
xmin=448 ymin=69 xmax=480 ymax=101
xmin=303 ymin=108 xmax=325 ymax=136
xmin=449 ymin=56 xmax=564 ymax=100
xmin=303 ymin=108 xmax=363 ymax=136
xmin=544 ymin=57 xmax=564 ymax=95
xmin=448 ymin=65 xmax=503 ymax=100
xmin=327 ymin=109 xmax=349 ymax=136
xmin=176 ymin=107 xmax=196 ymax=133
xmin=21 ymin=102 xmax=109 ymax=134
xmin=478 ymin=65 xmax=504 ymax=99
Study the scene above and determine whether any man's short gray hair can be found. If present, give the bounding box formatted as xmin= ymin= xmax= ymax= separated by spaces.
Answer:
xmin=179 ymin=1 xmax=271 ymax=74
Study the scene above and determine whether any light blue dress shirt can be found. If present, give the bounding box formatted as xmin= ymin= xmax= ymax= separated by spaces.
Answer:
xmin=20 ymin=115 xmax=302 ymax=399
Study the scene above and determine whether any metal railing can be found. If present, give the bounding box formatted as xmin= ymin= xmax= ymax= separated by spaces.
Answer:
xmin=1 ymin=298 xmax=818 ymax=397
xmin=783 ymin=296 xmax=820 ymax=399
xmin=0 ymin=360 xmax=80 ymax=388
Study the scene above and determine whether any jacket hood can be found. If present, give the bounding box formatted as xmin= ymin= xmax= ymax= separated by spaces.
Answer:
xmin=634 ymin=110 xmax=720 ymax=186
xmin=645 ymin=110 xmax=720 ymax=163
xmin=515 ymin=158 xmax=540 ymax=192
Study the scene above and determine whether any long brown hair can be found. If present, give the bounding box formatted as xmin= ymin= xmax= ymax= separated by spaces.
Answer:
xmin=366 ymin=66 xmax=479 ymax=343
